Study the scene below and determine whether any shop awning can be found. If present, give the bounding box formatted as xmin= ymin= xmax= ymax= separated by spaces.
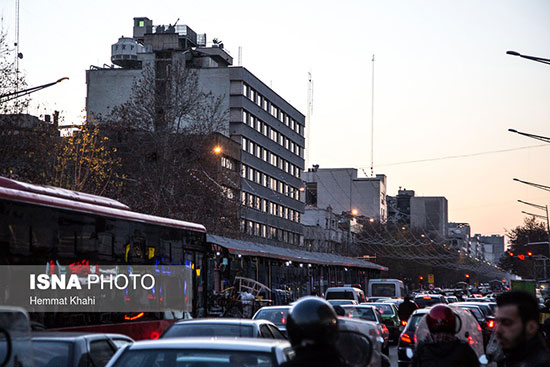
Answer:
xmin=207 ymin=234 xmax=388 ymax=271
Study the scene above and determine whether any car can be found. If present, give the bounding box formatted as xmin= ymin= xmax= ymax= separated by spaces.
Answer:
xmin=445 ymin=296 xmax=458 ymax=303
xmin=397 ymin=308 xmax=428 ymax=367
xmin=325 ymin=286 xmax=366 ymax=303
xmin=338 ymin=316 xmax=388 ymax=367
xmin=160 ymin=318 xmax=286 ymax=340
xmin=363 ymin=302 xmax=401 ymax=344
xmin=452 ymin=303 xmax=494 ymax=345
xmin=327 ymin=299 xmax=358 ymax=307
xmin=31 ymin=332 xmax=134 ymax=367
xmin=366 ymin=297 xmax=392 ymax=302
xmin=341 ymin=304 xmax=390 ymax=356
xmin=413 ymin=294 xmax=446 ymax=308
xmin=252 ymin=305 xmax=291 ymax=336
xmin=105 ymin=337 xmax=293 ymax=367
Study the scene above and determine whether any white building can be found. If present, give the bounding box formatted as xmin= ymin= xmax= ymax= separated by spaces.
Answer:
xmin=302 ymin=167 xmax=387 ymax=221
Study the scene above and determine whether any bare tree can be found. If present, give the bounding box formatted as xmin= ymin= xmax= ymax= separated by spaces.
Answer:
xmin=102 ymin=62 xmax=240 ymax=236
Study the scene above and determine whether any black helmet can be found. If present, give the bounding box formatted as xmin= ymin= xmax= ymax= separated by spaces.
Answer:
xmin=286 ymin=296 xmax=339 ymax=347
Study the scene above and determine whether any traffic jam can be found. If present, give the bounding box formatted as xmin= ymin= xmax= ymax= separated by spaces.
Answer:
xmin=1 ymin=278 xmax=550 ymax=367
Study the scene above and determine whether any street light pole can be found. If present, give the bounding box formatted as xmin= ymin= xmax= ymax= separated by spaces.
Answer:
xmin=0 ymin=77 xmax=69 ymax=103
xmin=506 ymin=51 xmax=550 ymax=66
xmin=508 ymin=129 xmax=550 ymax=144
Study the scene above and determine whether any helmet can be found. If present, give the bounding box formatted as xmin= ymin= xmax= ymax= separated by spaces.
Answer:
xmin=286 ymin=296 xmax=339 ymax=347
xmin=426 ymin=304 xmax=456 ymax=334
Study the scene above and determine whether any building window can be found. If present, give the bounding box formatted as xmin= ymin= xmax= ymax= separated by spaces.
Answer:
xmin=306 ymin=182 xmax=317 ymax=206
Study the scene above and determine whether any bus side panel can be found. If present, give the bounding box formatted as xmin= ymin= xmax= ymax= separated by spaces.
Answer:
xmin=47 ymin=319 xmax=176 ymax=340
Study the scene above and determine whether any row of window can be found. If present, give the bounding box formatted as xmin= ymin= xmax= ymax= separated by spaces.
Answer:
xmin=241 ymin=164 xmax=301 ymax=201
xmin=241 ymin=191 xmax=301 ymax=223
xmin=241 ymin=219 xmax=301 ymax=245
xmin=242 ymin=110 xmax=304 ymax=159
xmin=242 ymin=83 xmax=304 ymax=136
xmin=242 ymin=137 xmax=301 ymax=179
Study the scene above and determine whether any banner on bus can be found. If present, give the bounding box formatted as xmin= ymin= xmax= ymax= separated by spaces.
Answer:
xmin=0 ymin=264 xmax=193 ymax=312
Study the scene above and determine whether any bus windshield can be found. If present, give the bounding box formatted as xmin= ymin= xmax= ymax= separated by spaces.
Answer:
xmin=371 ymin=284 xmax=396 ymax=297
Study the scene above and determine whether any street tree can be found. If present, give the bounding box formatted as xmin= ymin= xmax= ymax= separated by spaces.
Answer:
xmin=499 ymin=217 xmax=548 ymax=278
xmin=102 ymin=62 xmax=240 ymax=237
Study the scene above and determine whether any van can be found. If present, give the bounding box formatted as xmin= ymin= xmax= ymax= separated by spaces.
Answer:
xmin=367 ymin=279 xmax=406 ymax=299
xmin=324 ymin=287 xmax=366 ymax=303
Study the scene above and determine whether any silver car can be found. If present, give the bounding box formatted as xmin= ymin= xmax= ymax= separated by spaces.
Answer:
xmin=161 ymin=318 xmax=286 ymax=340
xmin=105 ymin=338 xmax=293 ymax=367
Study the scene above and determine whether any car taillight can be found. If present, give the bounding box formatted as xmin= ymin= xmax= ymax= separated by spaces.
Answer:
xmin=382 ymin=324 xmax=389 ymax=333
xmin=401 ymin=320 xmax=407 ymax=326
xmin=150 ymin=331 xmax=160 ymax=340
xmin=468 ymin=335 xmax=474 ymax=345
xmin=487 ymin=320 xmax=494 ymax=328
xmin=400 ymin=333 xmax=412 ymax=344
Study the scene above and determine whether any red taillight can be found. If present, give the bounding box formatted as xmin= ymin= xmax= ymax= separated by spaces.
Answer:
xmin=150 ymin=331 xmax=160 ymax=340
xmin=414 ymin=334 xmax=417 ymax=344
xmin=400 ymin=333 xmax=412 ymax=344
xmin=468 ymin=335 xmax=474 ymax=345
xmin=401 ymin=320 xmax=407 ymax=326
xmin=382 ymin=324 xmax=389 ymax=334
xmin=487 ymin=320 xmax=494 ymax=328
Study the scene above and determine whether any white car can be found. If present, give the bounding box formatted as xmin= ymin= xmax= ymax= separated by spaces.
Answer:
xmin=106 ymin=338 xmax=294 ymax=367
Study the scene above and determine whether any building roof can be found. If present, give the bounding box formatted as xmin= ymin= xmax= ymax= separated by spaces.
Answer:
xmin=207 ymin=234 xmax=388 ymax=271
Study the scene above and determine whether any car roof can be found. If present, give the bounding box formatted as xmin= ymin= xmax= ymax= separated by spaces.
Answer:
xmin=127 ymin=337 xmax=290 ymax=351
xmin=172 ymin=318 xmax=272 ymax=326
xmin=32 ymin=332 xmax=131 ymax=340
xmin=255 ymin=306 xmax=291 ymax=311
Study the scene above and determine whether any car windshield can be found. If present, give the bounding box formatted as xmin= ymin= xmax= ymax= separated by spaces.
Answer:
xmin=342 ymin=306 xmax=376 ymax=322
xmin=414 ymin=297 xmax=443 ymax=308
xmin=369 ymin=303 xmax=394 ymax=315
xmin=458 ymin=307 xmax=484 ymax=323
xmin=371 ymin=284 xmax=396 ymax=297
xmin=162 ymin=324 xmax=254 ymax=338
xmin=253 ymin=309 xmax=289 ymax=327
xmin=405 ymin=314 xmax=425 ymax=333
xmin=325 ymin=291 xmax=355 ymax=300
xmin=112 ymin=349 xmax=277 ymax=367
xmin=32 ymin=340 xmax=73 ymax=367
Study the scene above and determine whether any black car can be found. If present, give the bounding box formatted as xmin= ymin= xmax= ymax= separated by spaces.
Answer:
xmin=397 ymin=308 xmax=428 ymax=367
xmin=32 ymin=332 xmax=134 ymax=367
xmin=413 ymin=294 xmax=446 ymax=308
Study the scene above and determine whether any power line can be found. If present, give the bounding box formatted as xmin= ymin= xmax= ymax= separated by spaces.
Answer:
xmin=361 ymin=144 xmax=549 ymax=168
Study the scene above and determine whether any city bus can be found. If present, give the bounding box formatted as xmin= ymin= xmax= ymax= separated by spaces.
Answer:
xmin=0 ymin=176 xmax=208 ymax=339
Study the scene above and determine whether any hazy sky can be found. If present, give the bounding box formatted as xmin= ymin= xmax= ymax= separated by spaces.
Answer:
xmin=2 ymin=0 xmax=549 ymax=237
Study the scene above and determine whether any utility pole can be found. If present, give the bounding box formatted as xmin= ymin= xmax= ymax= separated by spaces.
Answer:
xmin=370 ymin=54 xmax=375 ymax=177
xmin=305 ymin=72 xmax=313 ymax=170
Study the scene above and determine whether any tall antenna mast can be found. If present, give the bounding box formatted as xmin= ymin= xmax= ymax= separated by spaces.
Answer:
xmin=305 ymin=71 xmax=313 ymax=170
xmin=15 ymin=0 xmax=20 ymax=91
xmin=238 ymin=46 xmax=242 ymax=66
xmin=370 ymin=54 xmax=375 ymax=177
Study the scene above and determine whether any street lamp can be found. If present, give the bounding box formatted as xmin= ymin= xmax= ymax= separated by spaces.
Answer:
xmin=508 ymin=129 xmax=550 ymax=144
xmin=213 ymin=145 xmax=222 ymax=154
xmin=351 ymin=209 xmax=359 ymax=216
xmin=0 ymin=77 xmax=69 ymax=103
xmin=513 ymin=178 xmax=550 ymax=192
xmin=506 ymin=51 xmax=550 ymax=66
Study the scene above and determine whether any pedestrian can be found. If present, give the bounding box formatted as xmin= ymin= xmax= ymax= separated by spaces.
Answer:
xmin=411 ymin=304 xmax=479 ymax=367
xmin=494 ymin=291 xmax=550 ymax=366
xmin=398 ymin=295 xmax=418 ymax=324
xmin=279 ymin=297 xmax=348 ymax=367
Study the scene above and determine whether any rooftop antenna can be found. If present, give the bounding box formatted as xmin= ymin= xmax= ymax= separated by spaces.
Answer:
xmin=14 ymin=0 xmax=21 ymax=91
xmin=370 ymin=54 xmax=375 ymax=177
xmin=305 ymin=71 xmax=313 ymax=169
xmin=238 ymin=46 xmax=242 ymax=66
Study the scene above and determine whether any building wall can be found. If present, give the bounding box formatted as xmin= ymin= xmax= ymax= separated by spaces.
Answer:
xmin=410 ymin=196 xmax=448 ymax=238
xmin=480 ymin=235 xmax=505 ymax=264
xmin=302 ymin=168 xmax=387 ymax=221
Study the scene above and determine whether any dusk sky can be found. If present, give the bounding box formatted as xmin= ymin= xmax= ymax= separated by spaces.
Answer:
xmin=2 ymin=0 xmax=549 ymax=237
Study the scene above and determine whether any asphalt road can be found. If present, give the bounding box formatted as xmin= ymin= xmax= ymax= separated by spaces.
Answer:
xmin=389 ymin=345 xmax=398 ymax=367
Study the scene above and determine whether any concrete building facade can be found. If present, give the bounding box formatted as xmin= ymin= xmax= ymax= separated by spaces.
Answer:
xmin=85 ymin=17 xmax=305 ymax=247
xmin=410 ymin=196 xmax=448 ymax=238
xmin=480 ymin=235 xmax=505 ymax=264
xmin=302 ymin=167 xmax=387 ymax=221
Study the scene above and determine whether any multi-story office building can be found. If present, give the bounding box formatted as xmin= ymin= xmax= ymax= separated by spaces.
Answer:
xmin=448 ymin=222 xmax=471 ymax=252
xmin=302 ymin=167 xmax=387 ymax=221
xmin=410 ymin=196 xmax=448 ymax=238
xmin=86 ymin=17 xmax=305 ymax=247
xmin=480 ymin=235 xmax=505 ymax=264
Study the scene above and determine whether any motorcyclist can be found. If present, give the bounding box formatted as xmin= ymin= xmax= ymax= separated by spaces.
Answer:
xmin=279 ymin=296 xmax=348 ymax=367
xmin=411 ymin=304 xmax=479 ymax=367
xmin=398 ymin=296 xmax=418 ymax=324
